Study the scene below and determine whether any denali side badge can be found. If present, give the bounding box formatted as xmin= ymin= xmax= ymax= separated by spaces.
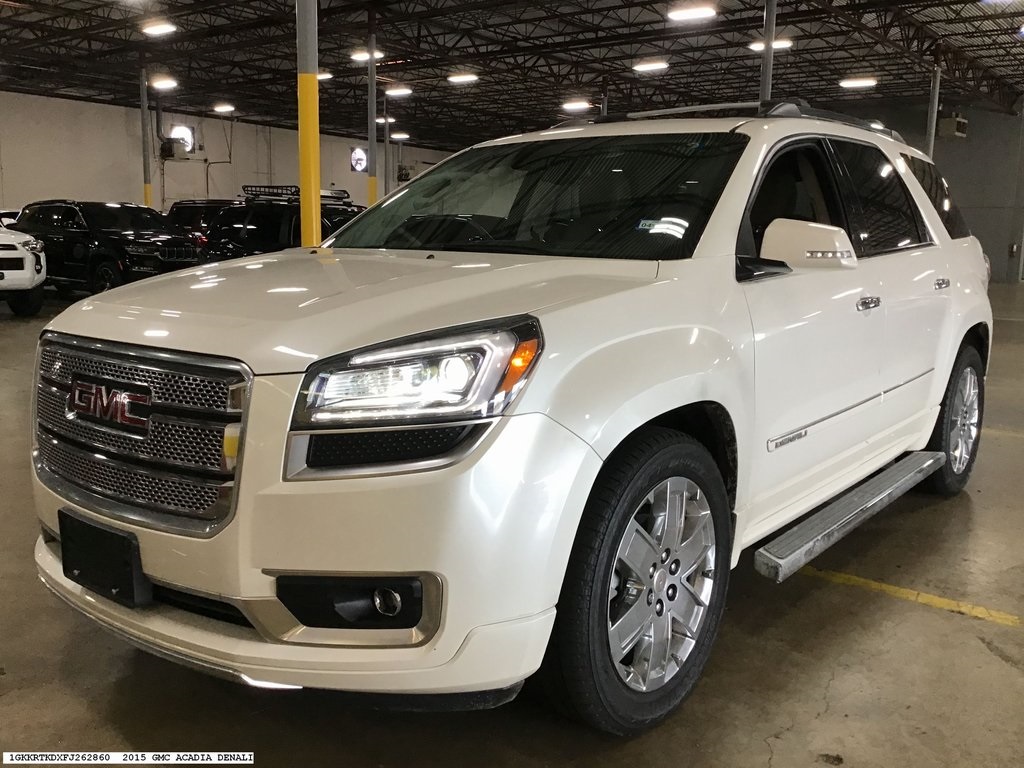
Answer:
xmin=768 ymin=429 xmax=808 ymax=452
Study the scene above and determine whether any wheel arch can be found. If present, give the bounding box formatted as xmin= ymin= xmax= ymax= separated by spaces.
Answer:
xmin=962 ymin=321 xmax=990 ymax=371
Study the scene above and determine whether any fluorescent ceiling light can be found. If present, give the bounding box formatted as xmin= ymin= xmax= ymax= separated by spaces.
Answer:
xmin=351 ymin=50 xmax=384 ymax=62
xmin=748 ymin=39 xmax=793 ymax=51
xmin=632 ymin=60 xmax=669 ymax=72
xmin=316 ymin=71 xmax=333 ymax=81
xmin=150 ymin=75 xmax=178 ymax=91
xmin=839 ymin=76 xmax=878 ymax=89
xmin=376 ymin=116 xmax=397 ymax=123
xmin=391 ymin=132 xmax=410 ymax=140
xmin=141 ymin=20 xmax=176 ymax=36
xmin=562 ymin=100 xmax=591 ymax=112
xmin=385 ymin=86 xmax=412 ymax=96
xmin=213 ymin=103 xmax=235 ymax=113
xmin=447 ymin=73 xmax=479 ymax=84
xmin=667 ymin=5 xmax=717 ymax=21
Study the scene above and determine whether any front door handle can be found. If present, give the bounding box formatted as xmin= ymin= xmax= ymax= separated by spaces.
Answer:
xmin=856 ymin=296 xmax=881 ymax=312
xmin=934 ymin=277 xmax=951 ymax=290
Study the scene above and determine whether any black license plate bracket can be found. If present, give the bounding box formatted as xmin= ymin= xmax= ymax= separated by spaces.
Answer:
xmin=58 ymin=509 xmax=153 ymax=608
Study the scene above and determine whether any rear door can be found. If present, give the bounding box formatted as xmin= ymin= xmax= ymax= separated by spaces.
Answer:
xmin=829 ymin=140 xmax=949 ymax=431
xmin=740 ymin=138 xmax=886 ymax=522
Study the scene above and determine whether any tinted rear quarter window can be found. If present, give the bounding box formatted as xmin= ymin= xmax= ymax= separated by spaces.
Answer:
xmin=903 ymin=155 xmax=970 ymax=239
xmin=831 ymin=140 xmax=926 ymax=256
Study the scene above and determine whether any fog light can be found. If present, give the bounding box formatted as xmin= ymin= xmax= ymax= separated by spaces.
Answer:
xmin=276 ymin=575 xmax=423 ymax=630
xmin=373 ymin=587 xmax=402 ymax=617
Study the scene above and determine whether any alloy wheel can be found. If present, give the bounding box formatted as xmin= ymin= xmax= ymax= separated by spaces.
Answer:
xmin=607 ymin=476 xmax=716 ymax=693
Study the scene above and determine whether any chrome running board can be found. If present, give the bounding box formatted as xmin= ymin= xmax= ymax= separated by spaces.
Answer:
xmin=754 ymin=451 xmax=946 ymax=582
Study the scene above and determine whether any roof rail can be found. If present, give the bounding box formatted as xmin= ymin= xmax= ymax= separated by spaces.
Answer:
xmin=546 ymin=98 xmax=905 ymax=142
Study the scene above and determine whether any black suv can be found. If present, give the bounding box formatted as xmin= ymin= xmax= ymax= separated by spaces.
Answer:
xmin=201 ymin=186 xmax=363 ymax=262
xmin=11 ymin=200 xmax=200 ymax=293
xmin=166 ymin=199 xmax=243 ymax=242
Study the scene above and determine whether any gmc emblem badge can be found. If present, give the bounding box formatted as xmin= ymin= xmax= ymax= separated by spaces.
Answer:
xmin=69 ymin=376 xmax=153 ymax=435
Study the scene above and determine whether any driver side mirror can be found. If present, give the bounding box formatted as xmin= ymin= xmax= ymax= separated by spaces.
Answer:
xmin=761 ymin=218 xmax=857 ymax=270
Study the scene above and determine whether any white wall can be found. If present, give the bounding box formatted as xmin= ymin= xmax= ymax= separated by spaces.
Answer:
xmin=0 ymin=91 xmax=450 ymax=211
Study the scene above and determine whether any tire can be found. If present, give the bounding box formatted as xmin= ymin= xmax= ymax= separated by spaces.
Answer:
xmin=922 ymin=345 xmax=985 ymax=496
xmin=6 ymin=286 xmax=45 ymax=317
xmin=89 ymin=259 xmax=123 ymax=293
xmin=541 ymin=427 xmax=731 ymax=735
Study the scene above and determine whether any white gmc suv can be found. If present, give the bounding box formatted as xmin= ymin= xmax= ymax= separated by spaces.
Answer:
xmin=32 ymin=102 xmax=991 ymax=735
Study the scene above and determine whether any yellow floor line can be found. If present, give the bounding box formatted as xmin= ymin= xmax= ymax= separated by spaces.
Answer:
xmin=800 ymin=567 xmax=1022 ymax=628
xmin=983 ymin=426 xmax=1024 ymax=440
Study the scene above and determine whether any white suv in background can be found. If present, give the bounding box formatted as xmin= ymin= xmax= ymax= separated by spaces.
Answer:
xmin=31 ymin=101 xmax=991 ymax=735
xmin=0 ymin=224 xmax=46 ymax=317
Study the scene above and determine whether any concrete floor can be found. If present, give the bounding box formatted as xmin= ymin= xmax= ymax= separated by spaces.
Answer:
xmin=1 ymin=285 xmax=1022 ymax=767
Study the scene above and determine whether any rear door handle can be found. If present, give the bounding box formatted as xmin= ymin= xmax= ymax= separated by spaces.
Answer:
xmin=934 ymin=277 xmax=951 ymax=290
xmin=856 ymin=296 xmax=881 ymax=312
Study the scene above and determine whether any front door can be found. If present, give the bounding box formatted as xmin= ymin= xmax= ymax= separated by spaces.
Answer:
xmin=739 ymin=139 xmax=885 ymax=526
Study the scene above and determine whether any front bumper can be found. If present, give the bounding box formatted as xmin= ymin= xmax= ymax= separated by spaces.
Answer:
xmin=33 ymin=377 xmax=602 ymax=693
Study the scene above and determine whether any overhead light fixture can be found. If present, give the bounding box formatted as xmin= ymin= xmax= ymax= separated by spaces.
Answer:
xmin=839 ymin=76 xmax=878 ymax=89
xmin=632 ymin=60 xmax=669 ymax=72
xmin=141 ymin=20 xmax=177 ymax=36
xmin=391 ymin=131 xmax=410 ymax=140
xmin=385 ymin=86 xmax=412 ymax=97
xmin=447 ymin=73 xmax=479 ymax=84
xmin=376 ymin=116 xmax=397 ymax=124
xmin=149 ymin=74 xmax=178 ymax=91
xmin=316 ymin=71 xmax=333 ymax=81
xmin=351 ymin=50 xmax=384 ymax=62
xmin=213 ymin=103 xmax=235 ymax=113
xmin=562 ymin=99 xmax=592 ymax=112
xmin=748 ymin=39 xmax=793 ymax=52
xmin=667 ymin=5 xmax=717 ymax=21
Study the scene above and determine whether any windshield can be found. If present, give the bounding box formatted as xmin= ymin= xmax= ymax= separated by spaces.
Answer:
xmin=325 ymin=133 xmax=748 ymax=260
xmin=81 ymin=203 xmax=168 ymax=231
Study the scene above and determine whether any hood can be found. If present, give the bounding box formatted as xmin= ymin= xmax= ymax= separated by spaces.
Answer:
xmin=47 ymin=248 xmax=658 ymax=374
xmin=97 ymin=229 xmax=194 ymax=248
xmin=0 ymin=229 xmax=32 ymax=246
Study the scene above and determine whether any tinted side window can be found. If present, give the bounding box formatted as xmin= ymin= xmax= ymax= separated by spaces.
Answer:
xmin=903 ymin=155 xmax=970 ymax=239
xmin=831 ymin=141 xmax=925 ymax=255
xmin=747 ymin=143 xmax=844 ymax=255
xmin=246 ymin=207 xmax=288 ymax=248
xmin=17 ymin=206 xmax=42 ymax=226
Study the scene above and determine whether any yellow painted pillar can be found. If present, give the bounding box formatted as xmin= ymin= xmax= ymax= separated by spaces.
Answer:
xmin=296 ymin=0 xmax=322 ymax=247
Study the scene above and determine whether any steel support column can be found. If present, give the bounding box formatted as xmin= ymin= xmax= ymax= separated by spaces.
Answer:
xmin=367 ymin=10 xmax=378 ymax=205
xmin=139 ymin=65 xmax=153 ymax=208
xmin=925 ymin=65 xmax=941 ymax=158
xmin=383 ymin=95 xmax=390 ymax=196
xmin=759 ymin=0 xmax=778 ymax=103
xmin=295 ymin=0 xmax=321 ymax=247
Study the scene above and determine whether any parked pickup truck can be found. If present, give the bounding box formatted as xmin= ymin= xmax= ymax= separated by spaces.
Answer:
xmin=31 ymin=100 xmax=991 ymax=735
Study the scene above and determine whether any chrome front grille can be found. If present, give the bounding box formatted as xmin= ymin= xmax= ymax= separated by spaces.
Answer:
xmin=36 ymin=384 xmax=225 ymax=472
xmin=34 ymin=333 xmax=251 ymax=536
xmin=39 ymin=344 xmax=232 ymax=412
xmin=37 ymin=438 xmax=224 ymax=517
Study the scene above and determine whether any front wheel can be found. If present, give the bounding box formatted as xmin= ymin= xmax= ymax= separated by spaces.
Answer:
xmin=7 ymin=286 xmax=45 ymax=317
xmin=922 ymin=345 xmax=985 ymax=496
xmin=89 ymin=259 xmax=123 ymax=293
xmin=541 ymin=428 xmax=731 ymax=735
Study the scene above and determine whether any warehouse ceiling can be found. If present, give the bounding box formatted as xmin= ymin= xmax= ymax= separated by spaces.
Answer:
xmin=1 ymin=0 xmax=1024 ymax=150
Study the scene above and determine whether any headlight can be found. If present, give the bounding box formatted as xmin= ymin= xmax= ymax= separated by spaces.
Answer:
xmin=24 ymin=238 xmax=44 ymax=254
xmin=293 ymin=316 xmax=542 ymax=427
xmin=124 ymin=245 xmax=159 ymax=257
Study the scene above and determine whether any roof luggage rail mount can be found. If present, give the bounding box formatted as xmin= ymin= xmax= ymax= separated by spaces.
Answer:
xmin=549 ymin=98 xmax=904 ymax=141
xmin=241 ymin=185 xmax=353 ymax=203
